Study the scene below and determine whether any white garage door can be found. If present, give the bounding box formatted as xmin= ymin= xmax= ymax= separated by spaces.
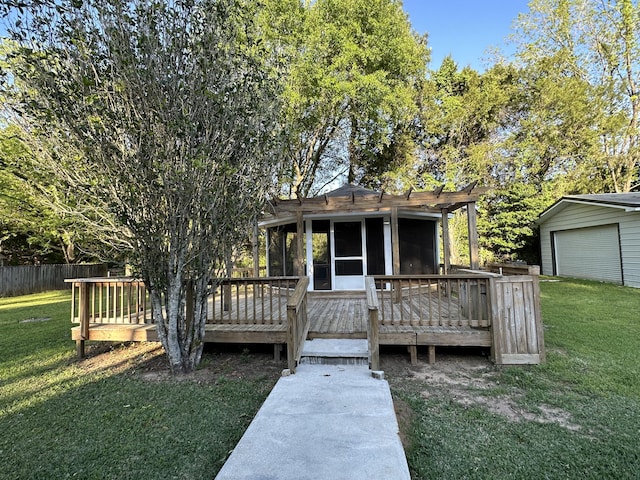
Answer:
xmin=554 ymin=224 xmax=622 ymax=284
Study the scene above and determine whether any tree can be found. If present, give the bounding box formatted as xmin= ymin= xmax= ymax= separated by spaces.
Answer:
xmin=0 ymin=123 xmax=109 ymax=264
xmin=380 ymin=59 xmax=528 ymax=261
xmin=3 ymin=0 xmax=283 ymax=373
xmin=271 ymin=0 xmax=429 ymax=197
xmin=513 ymin=0 xmax=640 ymax=193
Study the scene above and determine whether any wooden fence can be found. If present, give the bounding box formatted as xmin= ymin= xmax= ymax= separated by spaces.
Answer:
xmin=0 ymin=263 xmax=107 ymax=297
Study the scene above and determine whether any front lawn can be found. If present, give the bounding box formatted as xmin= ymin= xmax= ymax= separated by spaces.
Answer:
xmin=387 ymin=278 xmax=640 ymax=479
xmin=2 ymin=278 xmax=639 ymax=479
xmin=0 ymin=291 xmax=280 ymax=480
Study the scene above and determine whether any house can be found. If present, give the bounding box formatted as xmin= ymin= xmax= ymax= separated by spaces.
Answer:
xmin=536 ymin=193 xmax=640 ymax=287
xmin=259 ymin=183 xmax=482 ymax=291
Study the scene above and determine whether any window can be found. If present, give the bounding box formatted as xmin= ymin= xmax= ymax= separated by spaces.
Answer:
xmin=334 ymin=221 xmax=362 ymax=257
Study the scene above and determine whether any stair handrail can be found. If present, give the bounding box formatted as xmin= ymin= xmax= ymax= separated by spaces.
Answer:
xmin=286 ymin=276 xmax=310 ymax=373
xmin=365 ymin=276 xmax=380 ymax=370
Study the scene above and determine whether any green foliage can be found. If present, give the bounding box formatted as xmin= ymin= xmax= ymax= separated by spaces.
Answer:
xmin=478 ymin=182 xmax=556 ymax=263
xmin=3 ymin=0 xmax=283 ymax=372
xmin=514 ymin=0 xmax=640 ymax=193
xmin=2 ymin=0 xmax=637 ymax=272
xmin=270 ymin=0 xmax=429 ymax=196
xmin=418 ymin=60 xmax=520 ymax=189
xmin=0 ymin=124 xmax=103 ymax=264
xmin=380 ymin=0 xmax=640 ymax=261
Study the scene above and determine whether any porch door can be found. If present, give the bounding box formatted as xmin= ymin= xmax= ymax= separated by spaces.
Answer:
xmin=312 ymin=220 xmax=331 ymax=290
xmin=332 ymin=220 xmax=365 ymax=290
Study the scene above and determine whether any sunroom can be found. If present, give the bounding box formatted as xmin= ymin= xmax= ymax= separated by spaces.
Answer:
xmin=260 ymin=183 xmax=481 ymax=290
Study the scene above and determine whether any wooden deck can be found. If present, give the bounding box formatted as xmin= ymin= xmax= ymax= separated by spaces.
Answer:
xmin=69 ymin=273 xmax=544 ymax=365
xmin=308 ymin=293 xmax=368 ymax=338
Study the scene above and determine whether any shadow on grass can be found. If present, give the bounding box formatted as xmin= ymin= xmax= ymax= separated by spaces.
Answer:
xmin=1 ymin=291 xmax=280 ymax=480
xmin=1 ymin=344 xmax=277 ymax=480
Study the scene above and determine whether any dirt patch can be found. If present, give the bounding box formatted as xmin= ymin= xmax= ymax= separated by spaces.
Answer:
xmin=75 ymin=342 xmax=284 ymax=385
xmin=75 ymin=342 xmax=166 ymax=377
xmin=452 ymin=393 xmax=581 ymax=431
xmin=74 ymin=343 xmax=580 ymax=433
xmin=383 ymin=347 xmax=581 ymax=433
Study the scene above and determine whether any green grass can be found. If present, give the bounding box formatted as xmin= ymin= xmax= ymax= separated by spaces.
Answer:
xmin=0 ymin=291 xmax=278 ymax=480
xmin=3 ymin=280 xmax=640 ymax=479
xmin=389 ymin=278 xmax=640 ymax=480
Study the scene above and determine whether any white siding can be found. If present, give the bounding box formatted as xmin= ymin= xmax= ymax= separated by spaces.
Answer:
xmin=539 ymin=202 xmax=640 ymax=287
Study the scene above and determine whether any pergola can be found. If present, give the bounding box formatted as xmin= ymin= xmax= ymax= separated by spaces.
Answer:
xmin=254 ymin=183 xmax=487 ymax=278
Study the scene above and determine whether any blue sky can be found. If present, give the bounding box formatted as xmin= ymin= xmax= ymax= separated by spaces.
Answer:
xmin=402 ymin=0 xmax=531 ymax=71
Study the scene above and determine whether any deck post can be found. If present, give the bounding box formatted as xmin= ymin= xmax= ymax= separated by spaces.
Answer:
xmin=366 ymin=277 xmax=380 ymax=371
xmin=391 ymin=207 xmax=401 ymax=303
xmin=78 ymin=282 xmax=90 ymax=358
xmin=467 ymin=202 xmax=480 ymax=270
xmin=295 ymin=210 xmax=305 ymax=276
xmin=391 ymin=207 xmax=400 ymax=274
xmin=369 ymin=307 xmax=380 ymax=371
xmin=408 ymin=345 xmax=417 ymax=366
xmin=441 ymin=208 xmax=450 ymax=275
xmin=287 ymin=303 xmax=298 ymax=372
xmin=428 ymin=345 xmax=436 ymax=364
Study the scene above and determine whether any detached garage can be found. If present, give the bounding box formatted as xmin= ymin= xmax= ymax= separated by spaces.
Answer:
xmin=536 ymin=193 xmax=640 ymax=287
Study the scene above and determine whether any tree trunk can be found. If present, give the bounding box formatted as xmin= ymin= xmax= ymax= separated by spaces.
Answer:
xmin=150 ymin=272 xmax=208 ymax=374
xmin=348 ymin=114 xmax=358 ymax=184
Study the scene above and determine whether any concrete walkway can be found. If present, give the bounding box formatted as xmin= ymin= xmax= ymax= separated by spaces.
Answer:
xmin=215 ymin=363 xmax=410 ymax=480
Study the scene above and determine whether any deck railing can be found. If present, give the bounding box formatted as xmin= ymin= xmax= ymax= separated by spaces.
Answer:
xmin=68 ymin=272 xmax=543 ymax=365
xmin=67 ymin=276 xmax=311 ymax=367
xmin=369 ymin=274 xmax=494 ymax=328
xmin=286 ymin=277 xmax=310 ymax=373
xmin=209 ymin=277 xmax=299 ymax=325
xmin=67 ymin=278 xmax=151 ymax=325
xmin=68 ymin=276 xmax=301 ymax=328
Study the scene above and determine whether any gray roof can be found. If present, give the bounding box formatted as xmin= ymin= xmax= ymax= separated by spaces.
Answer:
xmin=315 ymin=183 xmax=379 ymax=198
xmin=564 ymin=193 xmax=640 ymax=207
xmin=537 ymin=192 xmax=640 ymax=224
